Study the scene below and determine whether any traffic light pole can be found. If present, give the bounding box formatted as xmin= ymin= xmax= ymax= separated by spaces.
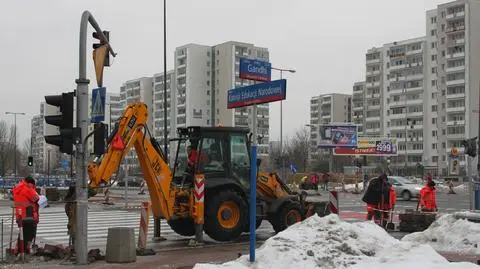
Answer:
xmin=75 ymin=11 xmax=116 ymax=265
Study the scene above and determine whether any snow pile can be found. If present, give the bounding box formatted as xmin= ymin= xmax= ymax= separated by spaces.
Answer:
xmin=334 ymin=182 xmax=364 ymax=192
xmin=194 ymin=215 xmax=479 ymax=269
xmin=402 ymin=214 xmax=480 ymax=254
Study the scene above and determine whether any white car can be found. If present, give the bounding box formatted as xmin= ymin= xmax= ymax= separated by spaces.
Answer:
xmin=387 ymin=176 xmax=424 ymax=201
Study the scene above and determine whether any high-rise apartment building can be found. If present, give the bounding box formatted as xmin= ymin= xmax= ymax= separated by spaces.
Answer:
xmin=382 ymin=37 xmax=427 ymax=173
xmin=426 ymin=0 xmax=480 ymax=175
xmin=364 ymin=47 xmax=384 ymax=137
xmin=309 ymin=93 xmax=352 ymax=149
xmin=152 ymin=71 xmax=175 ymax=141
xmin=31 ymin=102 xmax=60 ymax=174
xmin=351 ymin=82 xmax=366 ymax=135
xmin=119 ymin=77 xmax=153 ymax=171
xmin=171 ymin=41 xmax=271 ymax=156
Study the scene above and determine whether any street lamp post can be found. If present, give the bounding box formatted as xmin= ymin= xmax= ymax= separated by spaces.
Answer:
xmin=5 ymin=112 xmax=25 ymax=179
xmin=271 ymin=67 xmax=295 ymax=181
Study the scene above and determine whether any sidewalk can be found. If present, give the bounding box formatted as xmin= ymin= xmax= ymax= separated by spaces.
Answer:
xmin=0 ymin=242 xmax=256 ymax=269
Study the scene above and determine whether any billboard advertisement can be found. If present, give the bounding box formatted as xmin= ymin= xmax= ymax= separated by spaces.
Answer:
xmin=239 ymin=58 xmax=272 ymax=82
xmin=333 ymin=137 xmax=399 ymax=156
xmin=227 ymin=79 xmax=286 ymax=109
xmin=317 ymin=124 xmax=358 ymax=148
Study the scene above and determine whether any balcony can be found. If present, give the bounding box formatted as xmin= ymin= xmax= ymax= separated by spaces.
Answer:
xmin=389 ymin=88 xmax=404 ymax=95
xmin=447 ymin=11 xmax=465 ymax=19
xmin=446 ymin=65 xmax=465 ymax=73
xmin=353 ymin=106 xmax=363 ymax=111
xmin=447 ymin=120 xmax=465 ymax=126
xmin=365 ymin=128 xmax=381 ymax=134
xmin=365 ymin=116 xmax=381 ymax=122
xmin=408 ymin=111 xmax=424 ymax=118
xmin=406 ymin=48 xmax=423 ymax=56
xmin=389 ymin=113 xmax=406 ymax=120
xmin=446 ymin=79 xmax=465 ymax=86
xmin=388 ymin=125 xmax=406 ymax=131
xmin=446 ymin=25 xmax=465 ymax=33
xmin=446 ymin=106 xmax=465 ymax=113
xmin=455 ymin=38 xmax=465 ymax=45
xmin=389 ymin=64 xmax=406 ymax=71
xmin=366 ymin=104 xmax=381 ymax=110
xmin=322 ymin=114 xmax=331 ymax=119
xmin=447 ymin=93 xmax=465 ymax=99
xmin=447 ymin=52 xmax=465 ymax=59
xmin=366 ymin=58 xmax=381 ymax=64
xmin=367 ymin=70 xmax=381 ymax=76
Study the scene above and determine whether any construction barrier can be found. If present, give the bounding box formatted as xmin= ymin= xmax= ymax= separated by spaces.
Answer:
xmin=137 ymin=201 xmax=151 ymax=249
xmin=138 ymin=181 xmax=146 ymax=195
xmin=328 ymin=191 xmax=339 ymax=214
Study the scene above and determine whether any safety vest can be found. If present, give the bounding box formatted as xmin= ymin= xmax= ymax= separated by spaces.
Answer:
xmin=13 ymin=181 xmax=39 ymax=222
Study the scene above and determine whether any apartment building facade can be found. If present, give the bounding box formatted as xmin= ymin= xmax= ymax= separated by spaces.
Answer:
xmin=309 ymin=93 xmax=352 ymax=152
xmin=351 ymin=82 xmax=365 ymax=135
xmin=30 ymin=102 xmax=60 ymax=174
xmin=171 ymin=41 xmax=271 ymax=156
xmin=425 ymin=0 xmax=480 ymax=175
xmin=383 ymin=37 xmax=427 ymax=174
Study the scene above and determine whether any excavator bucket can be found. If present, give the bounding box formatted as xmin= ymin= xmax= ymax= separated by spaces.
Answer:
xmin=112 ymin=135 xmax=125 ymax=150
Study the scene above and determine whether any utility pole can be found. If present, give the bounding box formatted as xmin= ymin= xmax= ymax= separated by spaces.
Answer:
xmin=75 ymin=11 xmax=116 ymax=265
xmin=154 ymin=0 xmax=167 ymax=241
xmin=5 ymin=112 xmax=25 ymax=179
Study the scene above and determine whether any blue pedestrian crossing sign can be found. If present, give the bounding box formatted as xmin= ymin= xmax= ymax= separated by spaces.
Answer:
xmin=62 ymin=159 xmax=69 ymax=169
xmin=91 ymin=87 xmax=106 ymax=123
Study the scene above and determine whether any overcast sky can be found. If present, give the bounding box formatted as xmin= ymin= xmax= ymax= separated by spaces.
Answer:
xmin=0 ymin=0 xmax=448 ymax=145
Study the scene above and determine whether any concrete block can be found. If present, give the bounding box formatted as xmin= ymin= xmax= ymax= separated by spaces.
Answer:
xmin=106 ymin=227 xmax=136 ymax=263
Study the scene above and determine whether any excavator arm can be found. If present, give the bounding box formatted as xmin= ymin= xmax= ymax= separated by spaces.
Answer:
xmin=88 ymin=102 xmax=174 ymax=220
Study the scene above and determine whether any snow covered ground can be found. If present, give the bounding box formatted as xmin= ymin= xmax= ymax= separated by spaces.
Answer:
xmin=334 ymin=182 xmax=364 ymax=192
xmin=402 ymin=214 xmax=480 ymax=255
xmin=194 ymin=215 xmax=478 ymax=269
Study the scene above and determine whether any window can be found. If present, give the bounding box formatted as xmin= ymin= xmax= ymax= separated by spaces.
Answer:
xmin=431 ymin=55 xmax=437 ymax=61
xmin=442 ymin=142 xmax=446 ymax=148
xmin=432 ymin=130 xmax=437 ymax=137
xmin=431 ymin=80 xmax=437 ymax=86
xmin=432 ymin=118 xmax=437 ymax=124
xmin=230 ymin=134 xmax=250 ymax=185
xmin=431 ymin=29 xmax=437 ymax=36
xmin=441 ymin=37 xmax=445 ymax=44
xmin=431 ymin=42 xmax=436 ymax=49
xmin=431 ymin=16 xmax=437 ymax=24
xmin=431 ymin=105 xmax=437 ymax=112
xmin=198 ymin=136 xmax=225 ymax=173
xmin=432 ymin=156 xmax=438 ymax=163
xmin=432 ymin=67 xmax=437 ymax=74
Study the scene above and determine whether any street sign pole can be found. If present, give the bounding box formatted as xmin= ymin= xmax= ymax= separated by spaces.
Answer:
xmin=249 ymin=104 xmax=257 ymax=262
xmin=75 ymin=11 xmax=116 ymax=265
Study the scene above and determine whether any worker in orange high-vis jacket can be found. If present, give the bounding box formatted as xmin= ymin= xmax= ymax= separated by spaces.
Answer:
xmin=419 ymin=180 xmax=438 ymax=212
xmin=12 ymin=176 xmax=39 ymax=256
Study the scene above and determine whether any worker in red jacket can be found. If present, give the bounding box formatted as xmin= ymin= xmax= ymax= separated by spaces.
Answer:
xmin=12 ymin=176 xmax=39 ymax=256
xmin=419 ymin=181 xmax=438 ymax=212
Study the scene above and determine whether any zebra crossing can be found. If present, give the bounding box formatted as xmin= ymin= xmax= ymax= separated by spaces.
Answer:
xmin=0 ymin=208 xmax=276 ymax=252
xmin=0 ymin=209 xmax=187 ymax=251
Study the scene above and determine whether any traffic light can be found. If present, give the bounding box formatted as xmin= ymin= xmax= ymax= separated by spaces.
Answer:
xmin=27 ymin=156 xmax=33 ymax=167
xmin=462 ymin=137 xmax=478 ymax=158
xmin=44 ymin=92 xmax=80 ymax=154
xmin=93 ymin=123 xmax=108 ymax=156
xmin=92 ymin=30 xmax=110 ymax=67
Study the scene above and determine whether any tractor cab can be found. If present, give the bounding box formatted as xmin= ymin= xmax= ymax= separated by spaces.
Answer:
xmin=171 ymin=126 xmax=253 ymax=190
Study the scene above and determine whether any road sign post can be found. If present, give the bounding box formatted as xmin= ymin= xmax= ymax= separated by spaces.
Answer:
xmin=75 ymin=11 xmax=116 ymax=265
xmin=228 ymin=78 xmax=286 ymax=263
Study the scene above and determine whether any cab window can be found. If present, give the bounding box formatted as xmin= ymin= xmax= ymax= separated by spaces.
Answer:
xmin=198 ymin=137 xmax=225 ymax=173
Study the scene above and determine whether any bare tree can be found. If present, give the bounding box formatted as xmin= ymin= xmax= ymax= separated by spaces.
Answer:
xmin=0 ymin=120 xmax=9 ymax=176
xmin=285 ymin=128 xmax=310 ymax=173
xmin=22 ymin=138 xmax=31 ymax=157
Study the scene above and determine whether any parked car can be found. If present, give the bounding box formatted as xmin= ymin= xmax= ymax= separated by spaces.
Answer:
xmin=388 ymin=176 xmax=423 ymax=201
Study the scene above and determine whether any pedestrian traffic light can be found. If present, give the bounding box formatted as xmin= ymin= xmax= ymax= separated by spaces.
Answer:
xmin=93 ymin=123 xmax=107 ymax=156
xmin=44 ymin=92 xmax=80 ymax=154
xmin=27 ymin=156 xmax=33 ymax=167
xmin=461 ymin=137 xmax=478 ymax=158
xmin=92 ymin=30 xmax=110 ymax=67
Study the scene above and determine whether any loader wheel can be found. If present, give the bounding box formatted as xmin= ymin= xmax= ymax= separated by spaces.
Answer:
xmin=204 ymin=190 xmax=247 ymax=242
xmin=167 ymin=218 xmax=196 ymax=236
xmin=271 ymin=202 xmax=303 ymax=234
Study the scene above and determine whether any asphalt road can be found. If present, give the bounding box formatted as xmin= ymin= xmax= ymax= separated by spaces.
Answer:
xmin=339 ymin=190 xmax=470 ymax=214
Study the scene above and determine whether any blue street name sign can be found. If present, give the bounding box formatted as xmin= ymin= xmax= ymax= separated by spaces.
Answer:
xmin=227 ymin=79 xmax=286 ymax=109
xmin=239 ymin=58 xmax=271 ymax=82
